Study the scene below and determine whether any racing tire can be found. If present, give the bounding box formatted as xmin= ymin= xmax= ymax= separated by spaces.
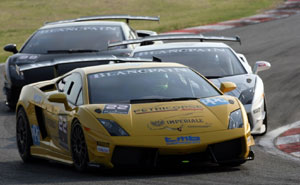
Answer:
xmin=71 ymin=120 xmax=89 ymax=172
xmin=16 ymin=107 xmax=34 ymax=162
xmin=5 ymin=90 xmax=18 ymax=111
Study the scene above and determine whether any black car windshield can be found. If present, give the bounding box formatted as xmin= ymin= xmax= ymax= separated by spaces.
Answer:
xmin=88 ymin=67 xmax=221 ymax=104
xmin=21 ymin=25 xmax=125 ymax=54
xmin=134 ymin=47 xmax=246 ymax=78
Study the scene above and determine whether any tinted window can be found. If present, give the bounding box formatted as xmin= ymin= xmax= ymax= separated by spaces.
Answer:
xmin=22 ymin=25 xmax=125 ymax=54
xmin=57 ymin=73 xmax=83 ymax=105
xmin=134 ymin=47 xmax=246 ymax=78
xmin=88 ymin=67 xmax=220 ymax=104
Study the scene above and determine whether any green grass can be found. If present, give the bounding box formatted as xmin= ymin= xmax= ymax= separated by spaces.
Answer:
xmin=0 ymin=0 xmax=282 ymax=62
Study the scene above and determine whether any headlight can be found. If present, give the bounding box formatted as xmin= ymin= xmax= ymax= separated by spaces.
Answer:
xmin=98 ymin=119 xmax=129 ymax=136
xmin=228 ymin=109 xmax=244 ymax=129
xmin=238 ymin=87 xmax=254 ymax=104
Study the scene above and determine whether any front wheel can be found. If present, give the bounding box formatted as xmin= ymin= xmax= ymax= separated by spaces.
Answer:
xmin=5 ymin=89 xmax=18 ymax=111
xmin=16 ymin=107 xmax=34 ymax=162
xmin=71 ymin=121 xmax=89 ymax=172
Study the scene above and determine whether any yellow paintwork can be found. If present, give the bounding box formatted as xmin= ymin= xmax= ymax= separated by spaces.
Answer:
xmin=16 ymin=62 xmax=254 ymax=168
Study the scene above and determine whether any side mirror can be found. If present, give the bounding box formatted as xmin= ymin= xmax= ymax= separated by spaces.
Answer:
xmin=48 ymin=93 xmax=72 ymax=111
xmin=253 ymin=61 xmax=271 ymax=74
xmin=4 ymin=44 xmax=18 ymax=54
xmin=220 ymin=82 xmax=236 ymax=93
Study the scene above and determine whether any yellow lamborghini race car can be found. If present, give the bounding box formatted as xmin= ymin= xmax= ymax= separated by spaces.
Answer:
xmin=16 ymin=58 xmax=254 ymax=171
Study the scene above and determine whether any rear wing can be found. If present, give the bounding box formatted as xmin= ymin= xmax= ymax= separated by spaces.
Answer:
xmin=108 ymin=34 xmax=241 ymax=48
xmin=17 ymin=56 xmax=154 ymax=77
xmin=45 ymin=15 xmax=160 ymax=25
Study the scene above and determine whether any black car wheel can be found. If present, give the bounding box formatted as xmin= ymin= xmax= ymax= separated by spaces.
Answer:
xmin=5 ymin=89 xmax=18 ymax=110
xmin=71 ymin=120 xmax=89 ymax=172
xmin=16 ymin=107 xmax=33 ymax=162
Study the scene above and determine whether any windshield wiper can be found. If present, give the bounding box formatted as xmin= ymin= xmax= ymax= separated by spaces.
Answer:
xmin=47 ymin=49 xmax=99 ymax=54
xmin=130 ymin=97 xmax=198 ymax=104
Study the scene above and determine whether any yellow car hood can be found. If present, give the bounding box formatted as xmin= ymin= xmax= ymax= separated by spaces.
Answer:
xmin=86 ymin=96 xmax=241 ymax=136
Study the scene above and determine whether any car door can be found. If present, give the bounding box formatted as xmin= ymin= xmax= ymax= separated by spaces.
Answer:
xmin=44 ymin=72 xmax=83 ymax=156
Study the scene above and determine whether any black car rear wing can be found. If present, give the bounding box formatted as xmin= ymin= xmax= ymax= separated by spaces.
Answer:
xmin=18 ymin=56 xmax=155 ymax=77
xmin=45 ymin=15 xmax=160 ymax=25
xmin=108 ymin=34 xmax=241 ymax=48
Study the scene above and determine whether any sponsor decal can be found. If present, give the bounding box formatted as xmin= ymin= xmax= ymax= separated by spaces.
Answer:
xmin=58 ymin=115 xmax=68 ymax=150
xmin=103 ymin=104 xmax=130 ymax=114
xmin=134 ymin=105 xmax=203 ymax=114
xmin=165 ymin=136 xmax=200 ymax=145
xmin=91 ymin=67 xmax=188 ymax=79
xmin=253 ymin=107 xmax=261 ymax=114
xmin=148 ymin=118 xmax=211 ymax=131
xmin=97 ymin=141 xmax=110 ymax=147
xmin=31 ymin=125 xmax=40 ymax=146
xmin=166 ymin=118 xmax=203 ymax=124
xmin=150 ymin=120 xmax=165 ymax=127
xmin=33 ymin=94 xmax=42 ymax=104
xmin=135 ymin=48 xmax=226 ymax=57
xmin=97 ymin=146 xmax=110 ymax=154
xmin=200 ymin=97 xmax=229 ymax=107
xmin=19 ymin=55 xmax=38 ymax=60
xmin=38 ymin=26 xmax=120 ymax=35
xmin=148 ymin=120 xmax=183 ymax=132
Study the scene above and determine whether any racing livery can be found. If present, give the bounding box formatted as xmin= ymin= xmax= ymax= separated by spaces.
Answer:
xmin=109 ymin=34 xmax=271 ymax=135
xmin=16 ymin=60 xmax=254 ymax=171
xmin=3 ymin=15 xmax=159 ymax=109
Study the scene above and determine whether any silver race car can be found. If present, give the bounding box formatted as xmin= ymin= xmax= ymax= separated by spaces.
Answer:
xmin=108 ymin=34 xmax=271 ymax=135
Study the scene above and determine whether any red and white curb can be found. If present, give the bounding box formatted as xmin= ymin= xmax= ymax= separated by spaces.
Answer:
xmin=275 ymin=127 xmax=300 ymax=158
xmin=166 ymin=0 xmax=300 ymax=34
xmin=259 ymin=121 xmax=300 ymax=162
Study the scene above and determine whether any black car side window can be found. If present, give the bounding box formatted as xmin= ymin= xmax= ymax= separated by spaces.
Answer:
xmin=57 ymin=73 xmax=83 ymax=105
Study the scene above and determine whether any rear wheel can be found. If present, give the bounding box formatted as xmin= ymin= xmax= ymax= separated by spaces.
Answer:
xmin=16 ymin=107 xmax=33 ymax=162
xmin=71 ymin=121 xmax=89 ymax=172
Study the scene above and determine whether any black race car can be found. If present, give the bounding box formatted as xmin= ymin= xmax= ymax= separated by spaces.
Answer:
xmin=3 ymin=15 xmax=159 ymax=109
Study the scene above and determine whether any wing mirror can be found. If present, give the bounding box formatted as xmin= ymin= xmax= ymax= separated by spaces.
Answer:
xmin=253 ymin=61 xmax=271 ymax=74
xmin=48 ymin=93 xmax=72 ymax=111
xmin=4 ymin=44 xmax=18 ymax=54
xmin=220 ymin=82 xmax=236 ymax=93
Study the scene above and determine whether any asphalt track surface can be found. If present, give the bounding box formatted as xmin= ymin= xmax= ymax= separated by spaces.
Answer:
xmin=1 ymin=13 xmax=300 ymax=185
